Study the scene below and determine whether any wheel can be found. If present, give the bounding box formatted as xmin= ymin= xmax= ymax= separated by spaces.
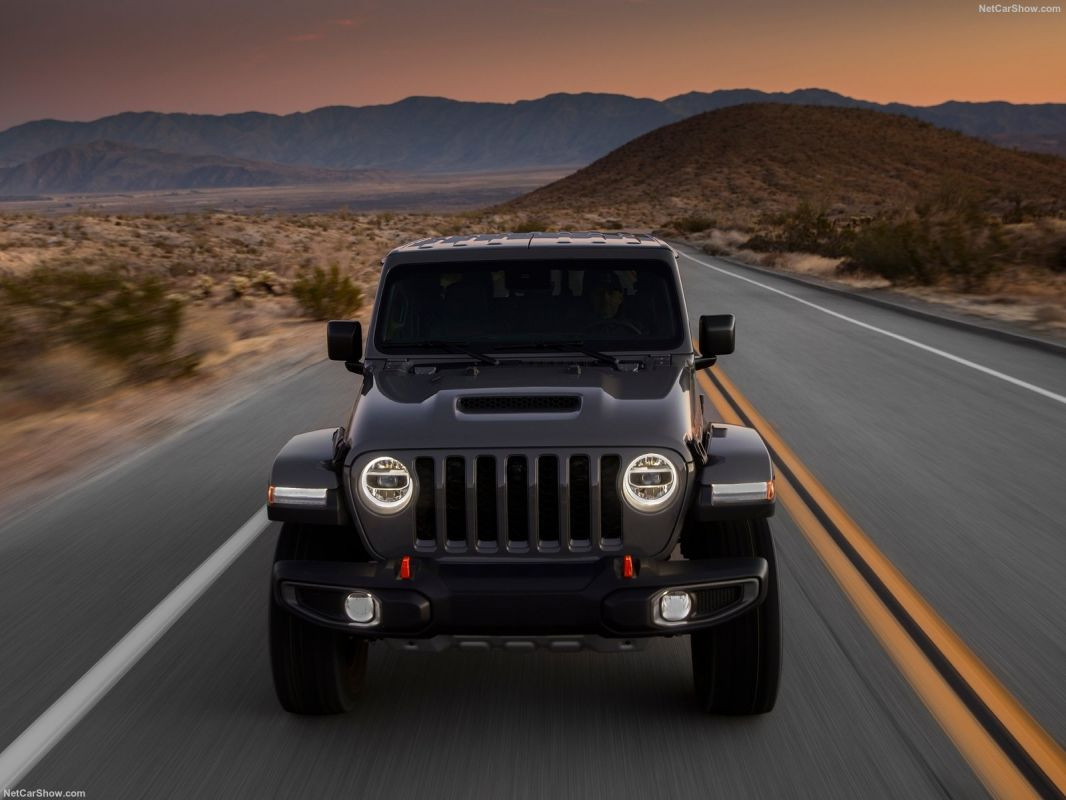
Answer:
xmin=685 ymin=518 xmax=781 ymax=715
xmin=269 ymin=522 xmax=370 ymax=714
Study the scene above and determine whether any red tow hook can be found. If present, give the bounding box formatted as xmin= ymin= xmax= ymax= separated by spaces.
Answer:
xmin=399 ymin=555 xmax=412 ymax=580
xmin=622 ymin=555 xmax=635 ymax=579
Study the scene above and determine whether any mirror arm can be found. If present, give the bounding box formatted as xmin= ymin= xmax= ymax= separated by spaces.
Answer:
xmin=344 ymin=361 xmax=365 ymax=375
xmin=693 ymin=355 xmax=717 ymax=371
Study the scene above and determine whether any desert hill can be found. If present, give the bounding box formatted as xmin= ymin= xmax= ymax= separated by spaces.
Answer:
xmin=505 ymin=104 xmax=1066 ymax=224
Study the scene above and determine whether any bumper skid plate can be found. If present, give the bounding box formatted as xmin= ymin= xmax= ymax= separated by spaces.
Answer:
xmin=273 ymin=556 xmax=767 ymax=639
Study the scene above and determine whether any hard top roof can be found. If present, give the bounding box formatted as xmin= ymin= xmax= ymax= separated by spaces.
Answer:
xmin=391 ymin=231 xmax=670 ymax=253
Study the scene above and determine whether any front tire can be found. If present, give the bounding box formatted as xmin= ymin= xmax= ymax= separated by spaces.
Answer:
xmin=269 ymin=522 xmax=369 ymax=715
xmin=685 ymin=518 xmax=781 ymax=715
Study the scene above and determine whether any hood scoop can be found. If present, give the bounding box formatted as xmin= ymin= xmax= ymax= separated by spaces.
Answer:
xmin=457 ymin=395 xmax=582 ymax=414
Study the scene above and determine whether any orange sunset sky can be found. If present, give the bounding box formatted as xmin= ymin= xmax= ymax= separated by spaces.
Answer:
xmin=2 ymin=0 xmax=1064 ymax=130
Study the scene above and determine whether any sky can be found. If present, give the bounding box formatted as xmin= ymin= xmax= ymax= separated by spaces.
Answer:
xmin=2 ymin=0 xmax=1064 ymax=130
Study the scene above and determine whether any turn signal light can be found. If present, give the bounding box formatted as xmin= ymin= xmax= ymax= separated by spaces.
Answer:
xmin=399 ymin=555 xmax=412 ymax=580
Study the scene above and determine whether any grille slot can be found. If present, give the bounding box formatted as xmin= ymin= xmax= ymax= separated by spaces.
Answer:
xmin=476 ymin=456 xmax=498 ymax=544
xmin=537 ymin=456 xmax=560 ymax=544
xmin=458 ymin=395 xmax=581 ymax=414
xmin=414 ymin=458 xmax=436 ymax=543
xmin=445 ymin=457 xmax=466 ymax=543
xmin=569 ymin=455 xmax=591 ymax=543
xmin=506 ymin=456 xmax=529 ymax=544
xmin=412 ymin=451 xmax=634 ymax=554
xmin=600 ymin=455 xmax=622 ymax=543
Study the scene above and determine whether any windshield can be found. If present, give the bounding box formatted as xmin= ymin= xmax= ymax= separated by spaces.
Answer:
xmin=375 ymin=259 xmax=685 ymax=354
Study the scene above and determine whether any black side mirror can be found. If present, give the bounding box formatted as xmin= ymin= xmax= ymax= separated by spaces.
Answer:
xmin=327 ymin=320 xmax=363 ymax=371
xmin=694 ymin=314 xmax=735 ymax=370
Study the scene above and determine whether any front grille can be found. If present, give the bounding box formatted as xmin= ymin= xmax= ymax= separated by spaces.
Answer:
xmin=413 ymin=452 xmax=624 ymax=553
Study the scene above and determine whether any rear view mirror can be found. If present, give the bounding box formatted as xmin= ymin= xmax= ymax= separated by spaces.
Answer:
xmin=327 ymin=320 xmax=362 ymax=362
xmin=699 ymin=314 xmax=735 ymax=357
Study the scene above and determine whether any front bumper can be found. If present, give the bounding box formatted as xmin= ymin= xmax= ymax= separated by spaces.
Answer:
xmin=273 ymin=556 xmax=767 ymax=638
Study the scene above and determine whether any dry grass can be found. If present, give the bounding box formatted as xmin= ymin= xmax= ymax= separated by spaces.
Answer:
xmin=0 ymin=208 xmax=514 ymax=509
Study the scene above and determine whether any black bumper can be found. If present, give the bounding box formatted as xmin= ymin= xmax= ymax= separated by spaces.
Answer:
xmin=273 ymin=556 xmax=768 ymax=638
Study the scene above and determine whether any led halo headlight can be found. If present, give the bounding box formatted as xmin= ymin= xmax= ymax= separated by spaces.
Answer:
xmin=359 ymin=456 xmax=413 ymax=513
xmin=622 ymin=453 xmax=678 ymax=510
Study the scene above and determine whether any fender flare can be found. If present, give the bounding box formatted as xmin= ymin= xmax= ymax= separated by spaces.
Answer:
xmin=267 ymin=428 xmax=351 ymax=526
xmin=695 ymin=423 xmax=775 ymax=521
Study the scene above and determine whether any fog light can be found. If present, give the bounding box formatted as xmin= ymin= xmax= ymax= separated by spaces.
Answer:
xmin=344 ymin=591 xmax=379 ymax=624
xmin=659 ymin=591 xmax=693 ymax=623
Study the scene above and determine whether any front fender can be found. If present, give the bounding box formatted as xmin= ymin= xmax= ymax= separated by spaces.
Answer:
xmin=694 ymin=423 xmax=775 ymax=521
xmin=267 ymin=428 xmax=351 ymax=526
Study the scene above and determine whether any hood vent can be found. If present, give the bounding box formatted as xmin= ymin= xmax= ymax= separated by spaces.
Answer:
xmin=458 ymin=395 xmax=581 ymax=414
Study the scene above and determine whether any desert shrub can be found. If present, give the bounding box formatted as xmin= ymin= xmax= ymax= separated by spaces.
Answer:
xmin=670 ymin=214 xmax=716 ymax=234
xmin=0 ymin=264 xmax=188 ymax=378
xmin=435 ymin=221 xmax=468 ymax=237
xmin=847 ymin=210 xmax=1005 ymax=287
xmin=291 ymin=264 xmax=363 ymax=319
xmin=252 ymin=270 xmax=283 ymax=295
xmin=745 ymin=203 xmax=852 ymax=257
xmin=4 ymin=345 xmax=125 ymax=410
xmin=847 ymin=219 xmax=927 ymax=283
xmin=1051 ymin=240 xmax=1066 ymax=274
xmin=701 ymin=242 xmax=731 ymax=257
xmin=228 ymin=275 xmax=252 ymax=299
xmin=512 ymin=216 xmax=553 ymax=233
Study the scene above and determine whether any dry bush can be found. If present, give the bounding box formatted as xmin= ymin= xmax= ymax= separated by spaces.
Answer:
xmin=291 ymin=264 xmax=363 ymax=319
xmin=172 ymin=313 xmax=236 ymax=367
xmin=1033 ymin=304 xmax=1066 ymax=325
xmin=669 ymin=214 xmax=716 ymax=234
xmin=512 ymin=216 xmax=553 ymax=233
xmin=0 ymin=263 xmax=189 ymax=378
xmin=2 ymin=345 xmax=125 ymax=412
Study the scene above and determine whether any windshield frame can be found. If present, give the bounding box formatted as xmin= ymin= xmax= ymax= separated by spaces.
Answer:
xmin=371 ymin=257 xmax=689 ymax=358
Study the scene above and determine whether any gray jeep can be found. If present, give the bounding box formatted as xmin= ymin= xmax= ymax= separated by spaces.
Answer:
xmin=267 ymin=232 xmax=780 ymax=715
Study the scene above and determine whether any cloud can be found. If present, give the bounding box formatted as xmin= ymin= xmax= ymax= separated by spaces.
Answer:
xmin=287 ymin=32 xmax=324 ymax=42
xmin=332 ymin=18 xmax=357 ymax=27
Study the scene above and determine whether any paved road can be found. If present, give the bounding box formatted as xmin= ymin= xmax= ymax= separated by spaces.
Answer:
xmin=1 ymin=245 xmax=1063 ymax=797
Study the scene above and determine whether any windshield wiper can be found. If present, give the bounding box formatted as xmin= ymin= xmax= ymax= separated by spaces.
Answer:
xmin=495 ymin=341 xmax=623 ymax=369
xmin=397 ymin=340 xmax=500 ymax=366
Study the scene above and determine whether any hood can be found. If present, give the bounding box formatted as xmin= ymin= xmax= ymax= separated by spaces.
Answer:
xmin=345 ymin=362 xmax=697 ymax=456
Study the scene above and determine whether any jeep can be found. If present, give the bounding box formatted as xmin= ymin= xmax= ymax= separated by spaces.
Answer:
xmin=267 ymin=232 xmax=780 ymax=715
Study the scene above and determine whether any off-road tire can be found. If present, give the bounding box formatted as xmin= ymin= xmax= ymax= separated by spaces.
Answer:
xmin=269 ymin=523 xmax=370 ymax=714
xmin=686 ymin=518 xmax=781 ymax=715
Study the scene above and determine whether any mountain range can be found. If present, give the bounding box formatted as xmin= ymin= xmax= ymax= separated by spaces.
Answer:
xmin=1 ymin=89 xmax=1064 ymax=195
xmin=0 ymin=141 xmax=380 ymax=196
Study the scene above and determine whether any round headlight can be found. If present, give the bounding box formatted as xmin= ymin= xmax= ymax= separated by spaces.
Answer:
xmin=623 ymin=453 xmax=678 ymax=509
xmin=359 ymin=456 xmax=413 ymax=513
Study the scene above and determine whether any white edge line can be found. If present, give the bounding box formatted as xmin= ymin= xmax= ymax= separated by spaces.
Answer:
xmin=680 ymin=252 xmax=1066 ymax=407
xmin=0 ymin=506 xmax=272 ymax=791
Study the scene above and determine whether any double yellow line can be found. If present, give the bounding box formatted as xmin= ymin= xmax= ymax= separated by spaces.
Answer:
xmin=697 ymin=368 xmax=1066 ymax=800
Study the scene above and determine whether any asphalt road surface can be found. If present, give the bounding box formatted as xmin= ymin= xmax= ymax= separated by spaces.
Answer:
xmin=1 ymin=243 xmax=1063 ymax=798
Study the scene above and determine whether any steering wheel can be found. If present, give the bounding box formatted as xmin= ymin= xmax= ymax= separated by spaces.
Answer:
xmin=582 ymin=318 xmax=643 ymax=336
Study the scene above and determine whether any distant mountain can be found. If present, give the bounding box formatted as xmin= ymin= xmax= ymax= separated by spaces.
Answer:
xmin=506 ymin=105 xmax=1066 ymax=222
xmin=0 ymin=140 xmax=378 ymax=195
xmin=1 ymin=90 xmax=1064 ymax=177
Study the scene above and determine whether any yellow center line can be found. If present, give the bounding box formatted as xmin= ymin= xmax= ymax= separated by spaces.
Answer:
xmin=696 ymin=368 xmax=1066 ymax=798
